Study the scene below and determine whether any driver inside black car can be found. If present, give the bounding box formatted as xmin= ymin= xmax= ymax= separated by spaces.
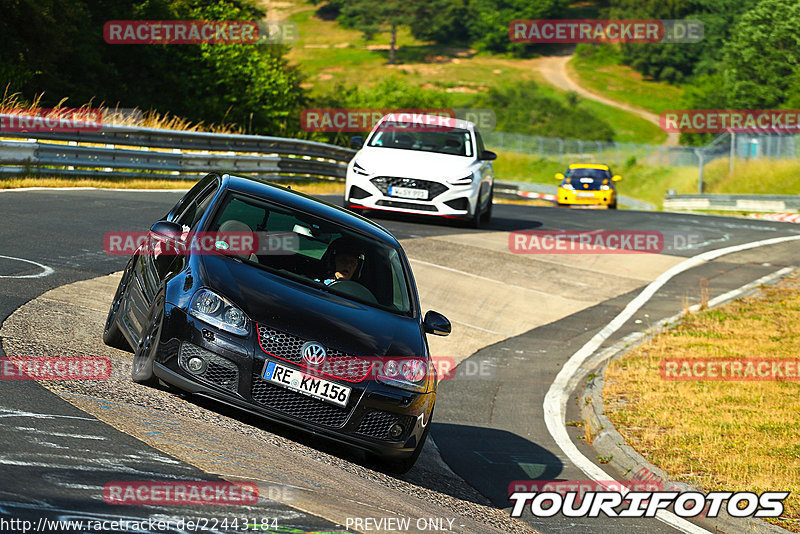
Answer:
xmin=320 ymin=238 xmax=363 ymax=285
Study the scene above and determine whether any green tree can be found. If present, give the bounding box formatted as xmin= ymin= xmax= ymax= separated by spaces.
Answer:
xmin=719 ymin=0 xmax=800 ymax=108
xmin=678 ymin=0 xmax=800 ymax=144
xmin=610 ymin=0 xmax=761 ymax=83
xmin=0 ymin=0 xmax=307 ymax=135
xmin=337 ymin=0 xmax=420 ymax=64
xmin=465 ymin=0 xmax=570 ymax=55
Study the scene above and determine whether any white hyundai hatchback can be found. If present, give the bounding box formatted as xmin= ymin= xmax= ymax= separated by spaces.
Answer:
xmin=344 ymin=113 xmax=496 ymax=227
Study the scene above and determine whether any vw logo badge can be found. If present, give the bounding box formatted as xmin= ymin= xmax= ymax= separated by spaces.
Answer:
xmin=301 ymin=342 xmax=326 ymax=366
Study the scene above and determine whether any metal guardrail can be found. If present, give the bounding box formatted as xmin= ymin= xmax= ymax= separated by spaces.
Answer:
xmin=664 ymin=193 xmax=800 ymax=213
xmin=0 ymin=114 xmax=357 ymax=180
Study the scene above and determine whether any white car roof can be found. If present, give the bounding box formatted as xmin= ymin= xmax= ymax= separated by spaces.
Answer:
xmin=376 ymin=113 xmax=475 ymax=131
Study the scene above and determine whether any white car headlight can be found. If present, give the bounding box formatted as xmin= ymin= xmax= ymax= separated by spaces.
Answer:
xmin=561 ymin=183 xmax=575 ymax=190
xmin=448 ymin=174 xmax=474 ymax=185
xmin=352 ymin=161 xmax=370 ymax=176
xmin=189 ymin=289 xmax=249 ymax=336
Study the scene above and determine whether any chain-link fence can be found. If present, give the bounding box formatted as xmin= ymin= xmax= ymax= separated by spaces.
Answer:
xmin=483 ymin=130 xmax=799 ymax=172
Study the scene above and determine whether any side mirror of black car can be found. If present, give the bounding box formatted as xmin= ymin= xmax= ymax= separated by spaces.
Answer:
xmin=150 ymin=221 xmax=183 ymax=237
xmin=479 ymin=150 xmax=497 ymax=161
xmin=150 ymin=220 xmax=183 ymax=238
xmin=424 ymin=310 xmax=451 ymax=336
xmin=350 ymin=135 xmax=364 ymax=149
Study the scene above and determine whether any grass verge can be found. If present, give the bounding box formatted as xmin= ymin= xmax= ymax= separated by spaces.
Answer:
xmin=603 ymin=272 xmax=800 ymax=531
xmin=527 ymin=60 xmax=667 ymax=145
xmin=569 ymin=45 xmax=684 ymax=115
xmin=611 ymin=157 xmax=800 ymax=209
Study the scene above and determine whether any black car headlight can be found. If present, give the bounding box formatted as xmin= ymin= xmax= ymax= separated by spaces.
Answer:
xmin=189 ymin=289 xmax=249 ymax=336
xmin=376 ymin=358 xmax=429 ymax=392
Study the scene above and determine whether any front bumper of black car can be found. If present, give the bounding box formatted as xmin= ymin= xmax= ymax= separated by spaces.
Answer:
xmin=151 ymin=304 xmax=434 ymax=458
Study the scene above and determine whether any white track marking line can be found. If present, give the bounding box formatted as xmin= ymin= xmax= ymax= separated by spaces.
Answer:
xmin=0 ymin=255 xmax=54 ymax=279
xmin=544 ymin=234 xmax=800 ymax=534
xmin=408 ymin=257 xmax=555 ymax=297
xmin=449 ymin=319 xmax=504 ymax=335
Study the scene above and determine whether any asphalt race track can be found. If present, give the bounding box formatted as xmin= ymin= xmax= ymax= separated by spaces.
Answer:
xmin=1 ymin=188 xmax=798 ymax=534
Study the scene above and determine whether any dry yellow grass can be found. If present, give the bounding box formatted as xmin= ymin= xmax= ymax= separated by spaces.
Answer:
xmin=604 ymin=273 xmax=800 ymax=531
xmin=0 ymin=177 xmax=345 ymax=196
xmin=0 ymin=89 xmax=242 ymax=133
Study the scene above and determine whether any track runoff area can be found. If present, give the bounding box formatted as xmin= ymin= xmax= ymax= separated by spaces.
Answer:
xmin=0 ymin=189 xmax=799 ymax=534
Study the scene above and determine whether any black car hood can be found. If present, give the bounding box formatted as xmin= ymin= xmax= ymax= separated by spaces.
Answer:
xmin=197 ymin=254 xmax=423 ymax=358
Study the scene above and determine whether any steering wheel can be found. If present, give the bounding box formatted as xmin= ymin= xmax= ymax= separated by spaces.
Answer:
xmin=327 ymin=280 xmax=378 ymax=304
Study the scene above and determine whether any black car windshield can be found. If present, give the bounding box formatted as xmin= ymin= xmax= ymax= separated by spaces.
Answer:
xmin=207 ymin=193 xmax=413 ymax=314
xmin=566 ymin=168 xmax=611 ymax=180
xmin=367 ymin=123 xmax=473 ymax=157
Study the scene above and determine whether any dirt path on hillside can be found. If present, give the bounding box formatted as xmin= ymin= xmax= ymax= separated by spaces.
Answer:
xmin=533 ymin=52 xmax=679 ymax=146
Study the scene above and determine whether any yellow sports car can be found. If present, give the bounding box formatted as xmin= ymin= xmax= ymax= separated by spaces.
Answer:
xmin=555 ymin=163 xmax=622 ymax=209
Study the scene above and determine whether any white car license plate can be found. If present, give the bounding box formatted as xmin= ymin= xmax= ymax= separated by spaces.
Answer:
xmin=389 ymin=186 xmax=428 ymax=200
xmin=262 ymin=361 xmax=351 ymax=407
xmin=577 ymin=192 xmax=595 ymax=198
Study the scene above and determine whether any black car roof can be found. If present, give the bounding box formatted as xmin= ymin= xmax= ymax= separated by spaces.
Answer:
xmin=221 ymin=173 xmax=400 ymax=247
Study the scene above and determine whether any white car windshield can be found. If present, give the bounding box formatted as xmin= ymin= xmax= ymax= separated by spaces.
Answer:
xmin=368 ymin=125 xmax=473 ymax=157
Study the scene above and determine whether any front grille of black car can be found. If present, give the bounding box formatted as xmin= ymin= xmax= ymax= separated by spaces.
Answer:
xmin=250 ymin=373 xmax=352 ymax=428
xmin=178 ymin=343 xmax=239 ymax=391
xmin=256 ymin=325 xmax=372 ymax=382
xmin=376 ymin=200 xmax=438 ymax=212
xmin=356 ymin=409 xmax=415 ymax=441
xmin=370 ymin=176 xmax=448 ymax=200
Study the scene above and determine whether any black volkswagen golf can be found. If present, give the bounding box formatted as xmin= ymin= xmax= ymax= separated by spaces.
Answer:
xmin=103 ymin=172 xmax=451 ymax=472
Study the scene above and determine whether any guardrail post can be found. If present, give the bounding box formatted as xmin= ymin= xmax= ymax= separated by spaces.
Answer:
xmin=695 ymin=149 xmax=704 ymax=193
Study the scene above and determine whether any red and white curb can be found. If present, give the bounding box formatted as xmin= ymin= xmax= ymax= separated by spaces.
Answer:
xmin=519 ymin=191 xmax=557 ymax=201
xmin=748 ymin=213 xmax=800 ymax=223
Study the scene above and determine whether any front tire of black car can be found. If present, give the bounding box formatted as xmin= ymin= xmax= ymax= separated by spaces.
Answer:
xmin=103 ymin=261 xmax=133 ymax=352
xmin=131 ymin=293 xmax=165 ymax=387
xmin=375 ymin=409 xmax=433 ymax=475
